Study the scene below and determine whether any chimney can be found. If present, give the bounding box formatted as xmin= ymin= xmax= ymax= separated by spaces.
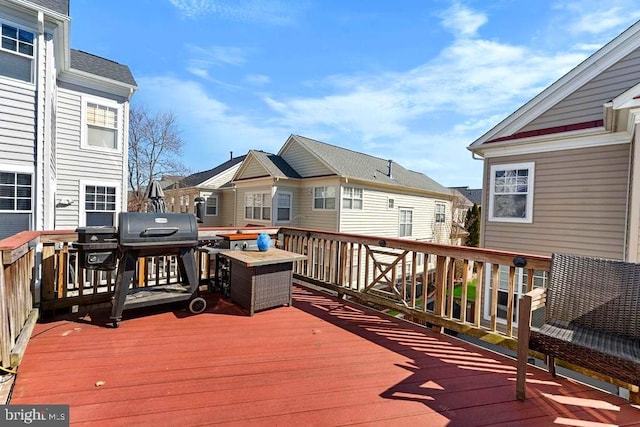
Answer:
xmin=388 ymin=160 xmax=393 ymax=179
xmin=230 ymin=151 xmax=233 ymax=160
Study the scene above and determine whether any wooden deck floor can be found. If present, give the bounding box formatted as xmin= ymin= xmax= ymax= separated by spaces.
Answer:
xmin=9 ymin=285 xmax=640 ymax=426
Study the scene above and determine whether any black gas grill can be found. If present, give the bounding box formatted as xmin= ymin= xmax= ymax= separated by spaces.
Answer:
xmin=75 ymin=212 xmax=206 ymax=328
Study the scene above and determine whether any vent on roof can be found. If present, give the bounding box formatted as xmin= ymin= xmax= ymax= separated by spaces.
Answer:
xmin=388 ymin=160 xmax=393 ymax=179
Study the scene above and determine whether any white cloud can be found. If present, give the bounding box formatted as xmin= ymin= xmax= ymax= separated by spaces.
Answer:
xmin=134 ymin=76 xmax=289 ymax=173
xmin=168 ymin=0 xmax=306 ymax=25
xmin=245 ymin=74 xmax=271 ymax=86
xmin=438 ymin=2 xmax=487 ymax=38
xmin=187 ymin=44 xmax=246 ymax=66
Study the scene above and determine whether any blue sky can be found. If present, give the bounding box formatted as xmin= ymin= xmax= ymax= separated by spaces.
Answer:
xmin=69 ymin=0 xmax=640 ymax=188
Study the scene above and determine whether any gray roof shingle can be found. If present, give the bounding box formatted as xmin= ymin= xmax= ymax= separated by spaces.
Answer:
xmin=288 ymin=135 xmax=452 ymax=196
xmin=248 ymin=150 xmax=302 ymax=179
xmin=173 ymin=155 xmax=247 ymax=188
xmin=70 ymin=49 xmax=137 ymax=86
xmin=27 ymin=0 xmax=69 ymax=15
xmin=451 ymin=187 xmax=482 ymax=205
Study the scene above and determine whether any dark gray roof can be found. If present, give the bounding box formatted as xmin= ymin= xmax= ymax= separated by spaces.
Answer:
xmin=70 ymin=49 xmax=137 ymax=86
xmin=173 ymin=156 xmax=246 ymax=188
xmin=27 ymin=0 xmax=69 ymax=15
xmin=288 ymin=135 xmax=452 ymax=196
xmin=451 ymin=186 xmax=482 ymax=205
xmin=248 ymin=150 xmax=301 ymax=179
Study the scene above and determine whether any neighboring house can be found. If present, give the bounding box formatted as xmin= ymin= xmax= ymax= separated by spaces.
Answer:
xmin=0 ymin=0 xmax=136 ymax=239
xmin=163 ymin=154 xmax=246 ymax=226
xmin=467 ymin=19 xmax=640 ymax=322
xmin=232 ymin=135 xmax=454 ymax=243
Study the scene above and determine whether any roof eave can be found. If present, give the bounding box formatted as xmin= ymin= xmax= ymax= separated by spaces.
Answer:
xmin=469 ymin=20 xmax=640 ymax=149
xmin=58 ymin=68 xmax=137 ymax=99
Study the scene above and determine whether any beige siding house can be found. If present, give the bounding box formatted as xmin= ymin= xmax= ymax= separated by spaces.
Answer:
xmin=231 ymin=135 xmax=455 ymax=244
xmin=0 ymin=0 xmax=136 ymax=238
xmin=467 ymin=19 xmax=640 ymax=323
xmin=162 ymin=155 xmax=246 ymax=227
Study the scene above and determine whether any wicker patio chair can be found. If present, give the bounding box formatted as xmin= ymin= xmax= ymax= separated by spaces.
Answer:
xmin=516 ymin=253 xmax=640 ymax=402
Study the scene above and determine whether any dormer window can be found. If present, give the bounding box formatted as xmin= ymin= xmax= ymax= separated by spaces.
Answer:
xmin=0 ymin=23 xmax=35 ymax=83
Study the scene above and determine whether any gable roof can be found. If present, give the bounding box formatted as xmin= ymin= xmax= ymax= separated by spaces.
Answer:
xmin=27 ymin=0 xmax=69 ymax=15
xmin=283 ymin=135 xmax=451 ymax=196
xmin=70 ymin=49 xmax=137 ymax=87
xmin=245 ymin=150 xmax=302 ymax=179
xmin=451 ymin=187 xmax=482 ymax=205
xmin=469 ymin=19 xmax=640 ymax=148
xmin=172 ymin=155 xmax=246 ymax=188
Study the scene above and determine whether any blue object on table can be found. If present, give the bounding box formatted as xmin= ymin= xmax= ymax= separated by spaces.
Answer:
xmin=257 ymin=233 xmax=271 ymax=251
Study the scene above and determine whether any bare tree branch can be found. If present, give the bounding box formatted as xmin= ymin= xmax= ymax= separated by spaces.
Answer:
xmin=128 ymin=104 xmax=190 ymax=211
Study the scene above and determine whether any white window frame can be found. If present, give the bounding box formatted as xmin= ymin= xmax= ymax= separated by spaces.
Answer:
xmin=313 ymin=186 xmax=336 ymax=210
xmin=276 ymin=192 xmax=292 ymax=222
xmin=489 ymin=162 xmax=534 ymax=223
xmin=244 ymin=192 xmax=271 ymax=221
xmin=0 ymin=21 xmax=35 ymax=84
xmin=0 ymin=164 xmax=33 ymax=213
xmin=388 ymin=198 xmax=395 ymax=209
xmin=205 ymin=195 xmax=218 ymax=216
xmin=435 ymin=203 xmax=446 ymax=223
xmin=399 ymin=208 xmax=413 ymax=237
xmin=342 ymin=186 xmax=363 ymax=210
xmin=80 ymin=95 xmax=122 ymax=153
xmin=483 ymin=264 xmax=547 ymax=325
xmin=79 ymin=179 xmax=121 ymax=227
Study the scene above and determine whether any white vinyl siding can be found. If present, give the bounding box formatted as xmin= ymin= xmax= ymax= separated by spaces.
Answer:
xmin=482 ymin=144 xmax=629 ymax=259
xmin=0 ymin=80 xmax=36 ymax=164
xmin=488 ymin=162 xmax=534 ymax=223
xmin=339 ymin=187 xmax=444 ymax=241
xmin=55 ymin=87 xmax=127 ymax=229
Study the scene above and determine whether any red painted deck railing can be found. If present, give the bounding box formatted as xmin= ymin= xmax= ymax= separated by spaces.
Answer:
xmin=3 ymin=226 xmax=552 ymax=368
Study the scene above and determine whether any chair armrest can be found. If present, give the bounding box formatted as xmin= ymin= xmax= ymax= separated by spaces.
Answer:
xmin=525 ymin=287 xmax=546 ymax=311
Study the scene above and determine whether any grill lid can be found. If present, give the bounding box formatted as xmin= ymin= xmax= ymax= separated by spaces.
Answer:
xmin=118 ymin=212 xmax=198 ymax=248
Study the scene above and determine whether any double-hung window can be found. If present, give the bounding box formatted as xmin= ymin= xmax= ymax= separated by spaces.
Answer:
xmin=0 ymin=170 xmax=32 ymax=239
xmin=0 ymin=22 xmax=34 ymax=83
xmin=0 ymin=171 xmax=32 ymax=211
xmin=342 ymin=187 xmax=363 ymax=209
xmin=313 ymin=186 xmax=335 ymax=210
xmin=435 ymin=203 xmax=446 ymax=223
xmin=85 ymin=185 xmax=117 ymax=226
xmin=245 ymin=193 xmax=271 ymax=221
xmin=276 ymin=193 xmax=291 ymax=222
xmin=399 ymin=208 xmax=413 ymax=237
xmin=489 ymin=162 xmax=534 ymax=223
xmin=205 ymin=196 xmax=217 ymax=215
xmin=83 ymin=98 xmax=119 ymax=150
